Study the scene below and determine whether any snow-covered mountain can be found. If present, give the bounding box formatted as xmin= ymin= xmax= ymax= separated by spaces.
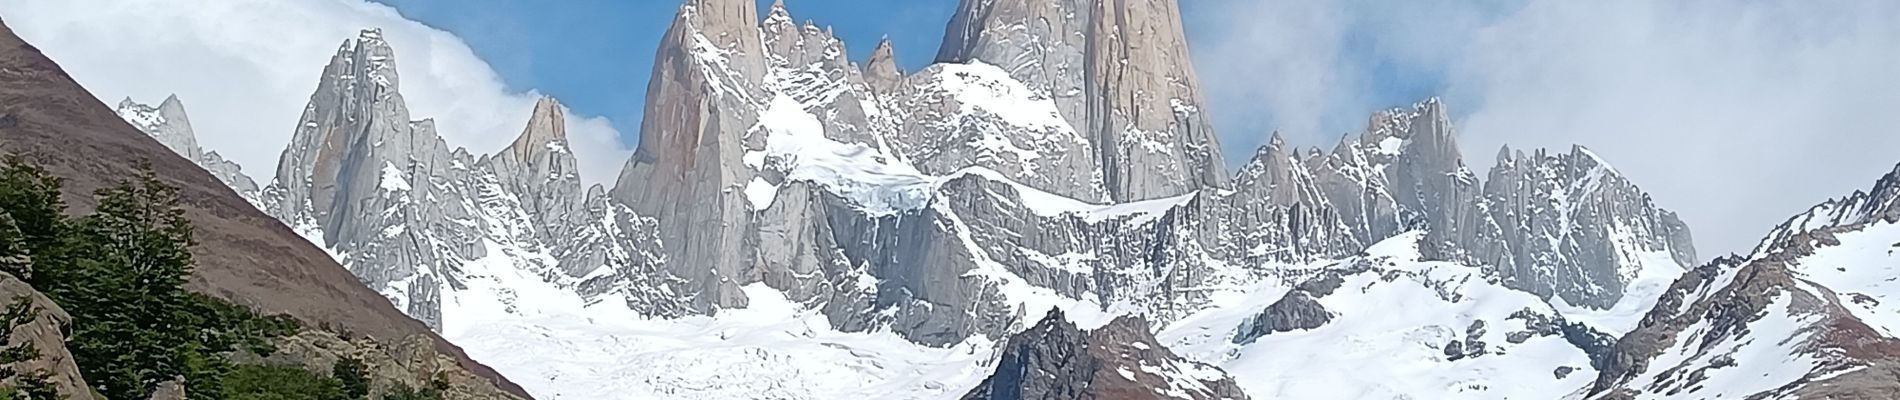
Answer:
xmin=112 ymin=0 xmax=1763 ymax=399
xmin=115 ymin=95 xmax=261 ymax=202
xmin=1586 ymin=162 xmax=1900 ymax=399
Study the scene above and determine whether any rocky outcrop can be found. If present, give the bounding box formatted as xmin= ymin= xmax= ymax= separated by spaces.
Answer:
xmin=1231 ymin=289 xmax=1331 ymax=344
xmin=0 ymin=272 xmax=97 ymax=400
xmin=240 ymin=330 xmax=523 ymax=400
xmin=937 ymin=0 xmax=1229 ymax=202
xmin=116 ymin=95 xmax=261 ymax=201
xmin=964 ymin=310 xmax=1250 ymax=400
xmin=862 ymin=38 xmax=903 ymax=95
xmin=145 ymin=379 xmax=183 ymax=400
xmin=759 ymin=0 xmax=886 ymax=149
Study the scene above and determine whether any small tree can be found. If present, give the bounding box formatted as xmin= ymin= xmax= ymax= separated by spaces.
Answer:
xmin=333 ymin=357 xmax=370 ymax=400
xmin=63 ymin=164 xmax=199 ymax=399
xmin=0 ymin=158 xmax=66 ymax=285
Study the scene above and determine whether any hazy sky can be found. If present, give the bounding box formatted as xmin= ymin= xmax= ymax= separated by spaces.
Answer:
xmin=2 ymin=0 xmax=1896 ymax=257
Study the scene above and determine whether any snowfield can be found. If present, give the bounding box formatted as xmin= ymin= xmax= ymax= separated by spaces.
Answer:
xmin=450 ymin=284 xmax=999 ymax=400
xmin=1160 ymin=233 xmax=1599 ymax=399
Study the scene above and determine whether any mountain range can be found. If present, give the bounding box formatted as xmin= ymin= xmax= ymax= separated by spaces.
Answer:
xmin=0 ymin=0 xmax=1890 ymax=399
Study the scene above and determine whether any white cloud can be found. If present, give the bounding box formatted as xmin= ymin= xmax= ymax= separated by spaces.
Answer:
xmin=1189 ymin=0 xmax=1900 ymax=256
xmin=0 ymin=0 xmax=633 ymax=187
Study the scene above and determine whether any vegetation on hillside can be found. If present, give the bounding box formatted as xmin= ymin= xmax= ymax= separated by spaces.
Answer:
xmin=0 ymin=157 xmax=434 ymax=400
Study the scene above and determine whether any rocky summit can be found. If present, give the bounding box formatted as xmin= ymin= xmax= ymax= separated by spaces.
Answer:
xmin=89 ymin=0 xmax=1896 ymax=399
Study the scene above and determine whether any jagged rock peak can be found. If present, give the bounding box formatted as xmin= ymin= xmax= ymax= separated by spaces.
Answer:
xmin=1750 ymin=160 xmax=1900 ymax=253
xmin=611 ymin=0 xmax=774 ymax=314
xmin=335 ymin=28 xmax=399 ymax=91
xmin=501 ymin=97 xmax=569 ymax=162
xmin=481 ymin=96 xmax=583 ymax=241
xmin=115 ymin=94 xmax=198 ymax=160
xmin=863 ymin=37 xmax=902 ymax=93
xmin=759 ymin=0 xmax=801 ymax=51
xmin=114 ymin=95 xmax=262 ymax=198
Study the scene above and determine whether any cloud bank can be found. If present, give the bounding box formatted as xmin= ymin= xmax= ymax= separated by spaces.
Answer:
xmin=1188 ymin=0 xmax=1900 ymax=256
xmin=0 ymin=0 xmax=633 ymax=187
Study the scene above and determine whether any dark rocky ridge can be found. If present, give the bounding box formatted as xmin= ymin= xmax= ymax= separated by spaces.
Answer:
xmin=964 ymin=310 xmax=1250 ymax=400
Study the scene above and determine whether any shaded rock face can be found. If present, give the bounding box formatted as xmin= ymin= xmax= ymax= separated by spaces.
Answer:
xmin=937 ymin=0 xmax=1229 ymax=202
xmin=1232 ymin=289 xmax=1331 ymax=344
xmin=0 ymin=272 xmax=97 ymax=400
xmin=116 ymin=96 xmax=261 ymax=201
xmin=964 ymin=311 xmax=1250 ymax=400
xmin=1589 ymin=163 xmax=1900 ymax=399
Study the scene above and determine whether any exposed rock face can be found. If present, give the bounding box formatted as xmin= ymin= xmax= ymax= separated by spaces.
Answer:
xmin=610 ymin=0 xmax=767 ymax=312
xmin=759 ymin=0 xmax=885 ymax=149
xmin=887 ymin=62 xmax=1105 ymax=201
xmin=261 ymin=29 xmax=486 ymax=329
xmin=116 ymin=95 xmax=261 ymax=201
xmin=937 ymin=0 xmax=1229 ymax=202
xmin=862 ymin=38 xmax=903 ymax=95
xmin=1589 ymin=163 xmax=1900 ymax=399
xmin=0 ymin=272 xmax=98 ymax=400
xmin=476 ymin=97 xmax=582 ymax=250
xmin=1231 ymin=289 xmax=1331 ymax=344
xmin=1286 ymin=99 xmax=1696 ymax=311
xmin=1481 ymin=145 xmax=1697 ymax=309
xmin=964 ymin=311 xmax=1250 ymax=400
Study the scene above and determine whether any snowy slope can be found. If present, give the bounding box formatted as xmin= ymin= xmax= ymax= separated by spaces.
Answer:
xmin=450 ymin=284 xmax=998 ymax=400
xmin=1791 ymin=220 xmax=1900 ymax=337
xmin=1589 ymin=163 xmax=1900 ymax=399
xmin=1160 ymin=233 xmax=1603 ymax=399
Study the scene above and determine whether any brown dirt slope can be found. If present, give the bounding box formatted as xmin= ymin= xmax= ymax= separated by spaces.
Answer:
xmin=0 ymin=18 xmax=529 ymax=398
